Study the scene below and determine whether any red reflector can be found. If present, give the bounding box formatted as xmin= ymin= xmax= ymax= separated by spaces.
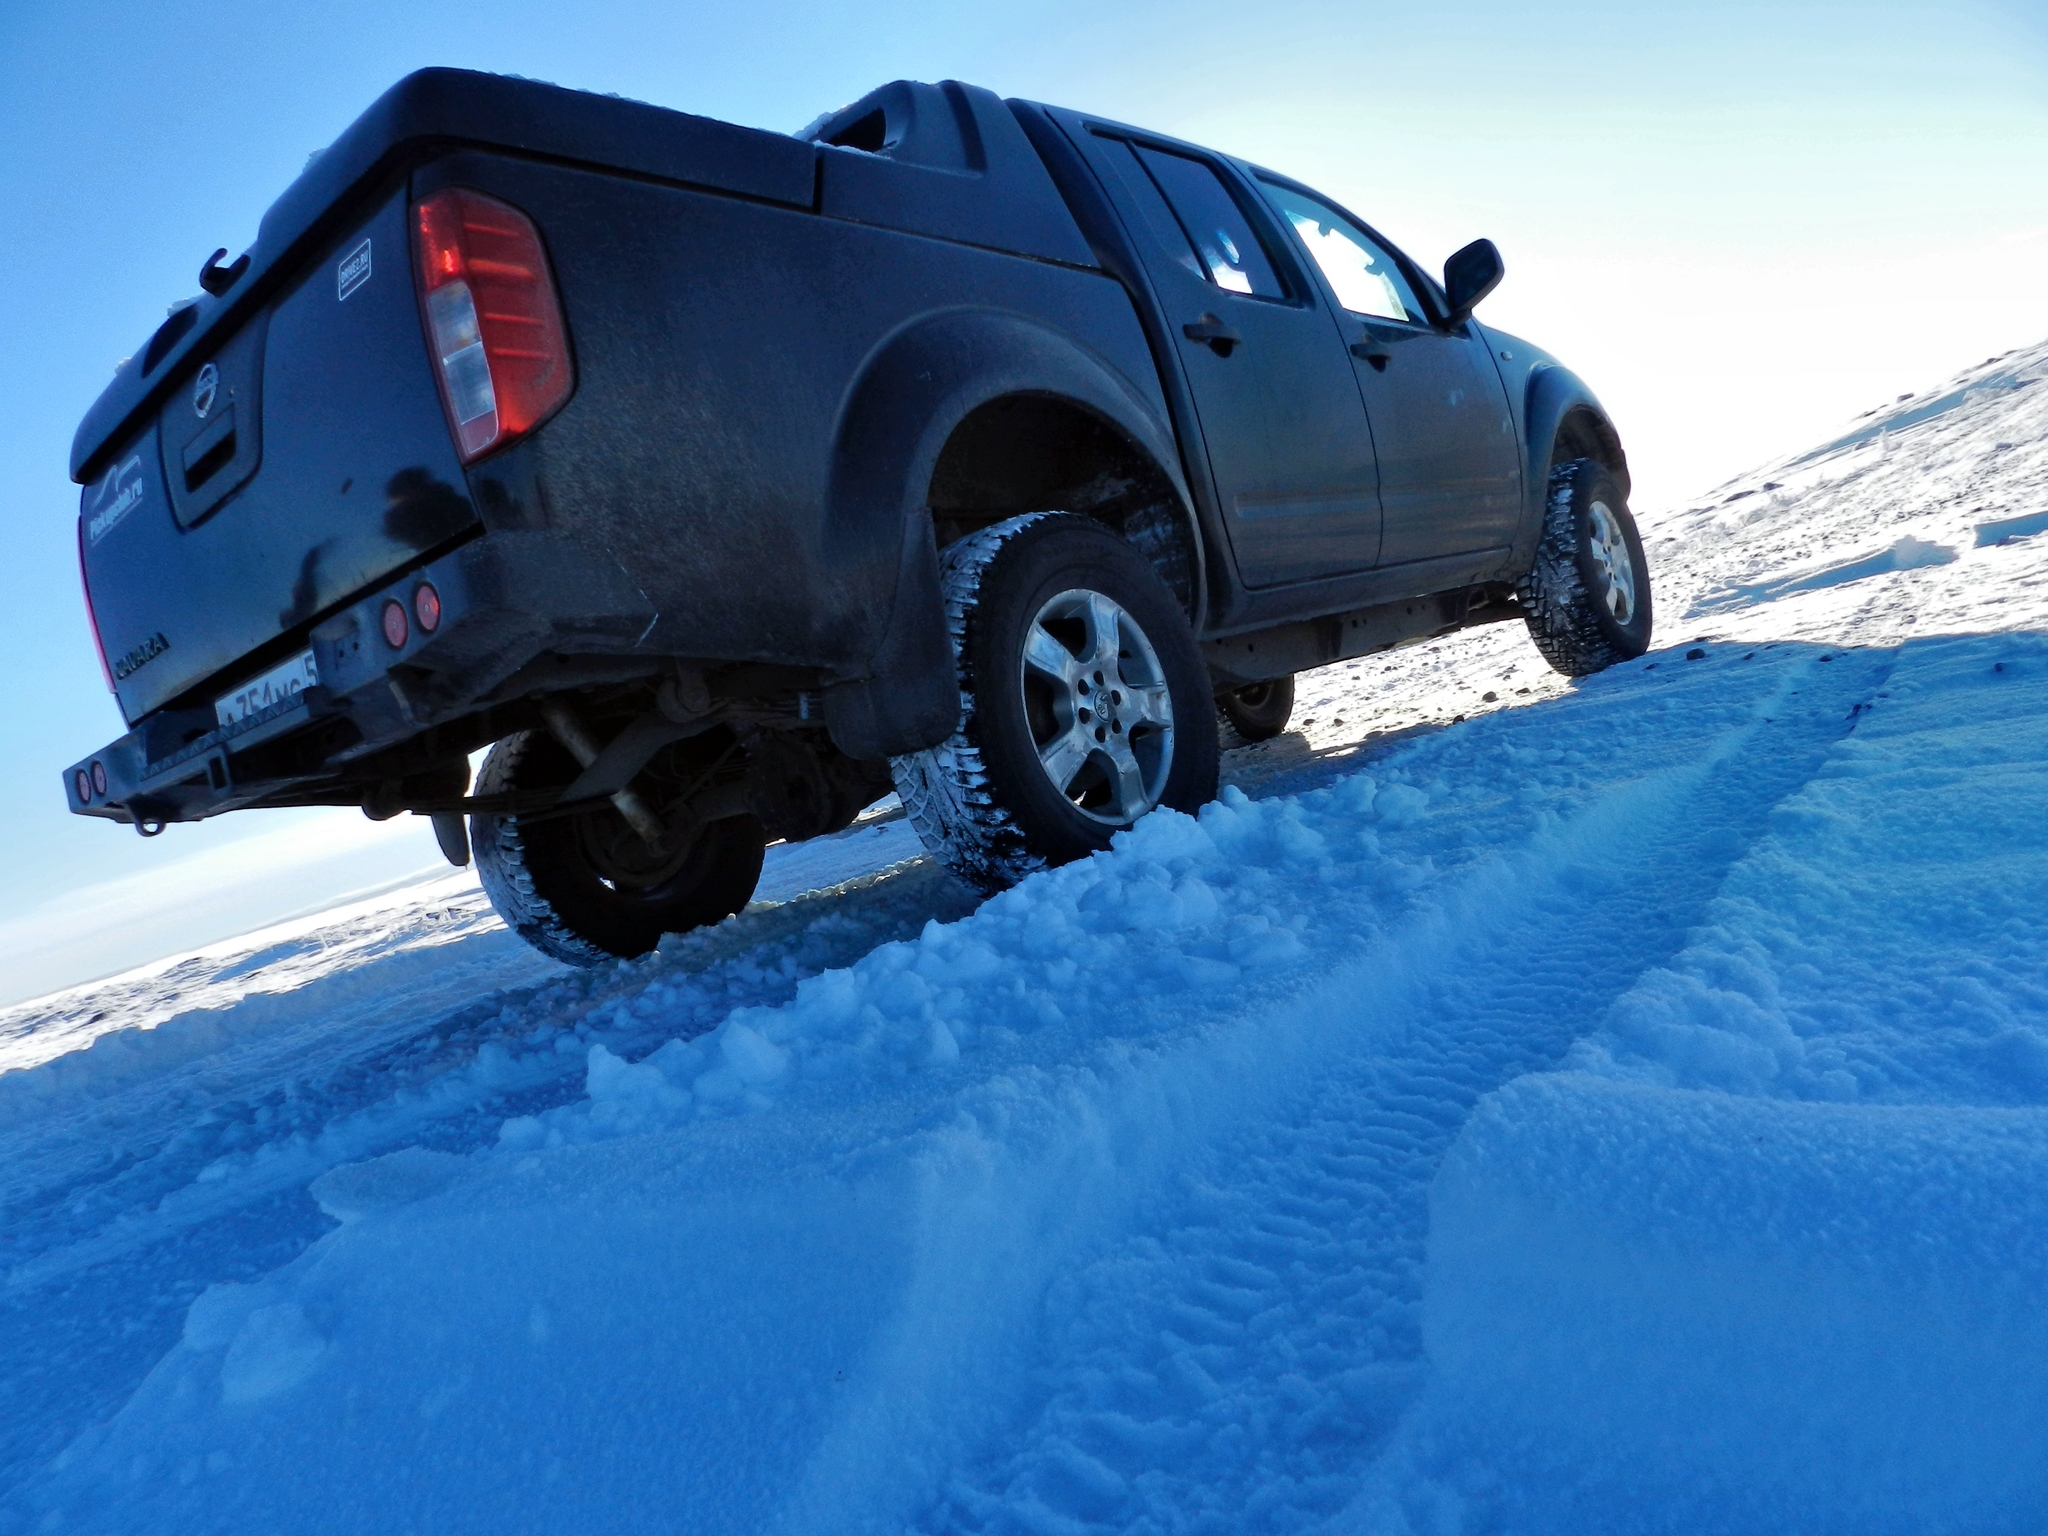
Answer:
xmin=413 ymin=582 xmax=442 ymax=633
xmin=381 ymin=599 xmax=409 ymax=649
xmin=92 ymin=761 xmax=108 ymax=796
xmin=413 ymin=189 xmax=574 ymax=463
xmin=75 ymin=769 xmax=92 ymax=803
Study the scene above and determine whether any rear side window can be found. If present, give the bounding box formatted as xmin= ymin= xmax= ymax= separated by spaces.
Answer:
xmin=1097 ymin=138 xmax=1206 ymax=281
xmin=1117 ymin=141 xmax=1286 ymax=299
xmin=1259 ymin=180 xmax=1421 ymax=323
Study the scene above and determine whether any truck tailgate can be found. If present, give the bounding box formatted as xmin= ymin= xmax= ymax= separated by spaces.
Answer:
xmin=82 ymin=187 xmax=477 ymax=723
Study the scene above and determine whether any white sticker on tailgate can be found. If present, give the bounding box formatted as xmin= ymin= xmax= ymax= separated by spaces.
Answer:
xmin=216 ymin=649 xmax=319 ymax=727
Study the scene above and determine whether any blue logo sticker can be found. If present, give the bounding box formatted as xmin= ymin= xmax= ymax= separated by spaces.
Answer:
xmin=338 ymin=238 xmax=372 ymax=301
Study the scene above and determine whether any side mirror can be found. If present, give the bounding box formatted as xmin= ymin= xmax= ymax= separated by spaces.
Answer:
xmin=1442 ymin=239 xmax=1504 ymax=327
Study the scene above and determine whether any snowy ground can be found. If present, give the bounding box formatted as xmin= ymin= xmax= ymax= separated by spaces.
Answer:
xmin=4 ymin=341 xmax=2046 ymax=1533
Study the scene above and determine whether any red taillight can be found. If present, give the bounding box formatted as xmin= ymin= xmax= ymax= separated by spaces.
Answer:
xmin=77 ymin=520 xmax=114 ymax=694
xmin=413 ymin=582 xmax=442 ymax=633
xmin=381 ymin=599 xmax=409 ymax=649
xmin=412 ymin=189 xmax=573 ymax=462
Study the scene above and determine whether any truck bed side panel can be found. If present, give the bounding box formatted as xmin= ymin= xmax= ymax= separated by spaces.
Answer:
xmin=434 ymin=153 xmax=1168 ymax=677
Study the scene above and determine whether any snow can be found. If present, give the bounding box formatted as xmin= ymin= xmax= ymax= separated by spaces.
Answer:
xmin=4 ymin=339 xmax=2048 ymax=1533
xmin=1354 ymin=627 xmax=2048 ymax=1533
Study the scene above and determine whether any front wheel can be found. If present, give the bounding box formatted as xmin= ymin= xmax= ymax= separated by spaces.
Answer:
xmin=891 ymin=512 xmax=1220 ymax=895
xmin=471 ymin=730 xmax=766 ymax=966
xmin=1518 ymin=457 xmax=1654 ymax=676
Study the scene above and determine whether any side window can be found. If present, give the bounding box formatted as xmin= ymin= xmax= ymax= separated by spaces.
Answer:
xmin=1126 ymin=143 xmax=1286 ymax=299
xmin=1097 ymin=138 xmax=1207 ymax=283
xmin=1259 ymin=181 xmax=1421 ymax=323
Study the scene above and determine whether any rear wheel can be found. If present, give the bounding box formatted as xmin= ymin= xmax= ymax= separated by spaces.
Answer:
xmin=891 ymin=512 xmax=1219 ymax=894
xmin=1216 ymin=675 xmax=1295 ymax=744
xmin=471 ymin=730 xmax=765 ymax=966
xmin=1519 ymin=457 xmax=1653 ymax=676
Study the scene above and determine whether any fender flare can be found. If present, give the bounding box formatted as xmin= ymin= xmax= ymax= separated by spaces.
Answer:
xmin=819 ymin=306 xmax=1201 ymax=760
xmin=1509 ymin=365 xmax=1630 ymax=572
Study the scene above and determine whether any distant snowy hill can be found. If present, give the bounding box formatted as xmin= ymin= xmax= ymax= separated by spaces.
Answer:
xmin=4 ymin=340 xmax=2046 ymax=1534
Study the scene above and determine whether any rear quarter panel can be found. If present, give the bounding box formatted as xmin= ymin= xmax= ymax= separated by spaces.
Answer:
xmin=435 ymin=152 xmax=1168 ymax=676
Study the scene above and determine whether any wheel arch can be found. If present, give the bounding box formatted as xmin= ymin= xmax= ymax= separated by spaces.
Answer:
xmin=818 ymin=307 xmax=1202 ymax=760
xmin=1507 ymin=364 xmax=1631 ymax=577
xmin=1526 ymin=366 xmax=1630 ymax=495
xmin=927 ymin=392 xmax=1201 ymax=617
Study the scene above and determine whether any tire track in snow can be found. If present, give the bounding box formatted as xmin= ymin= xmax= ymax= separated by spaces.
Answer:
xmin=919 ymin=648 xmax=1894 ymax=1536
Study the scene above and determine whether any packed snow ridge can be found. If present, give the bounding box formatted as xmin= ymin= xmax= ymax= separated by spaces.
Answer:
xmin=4 ymin=341 xmax=2048 ymax=1534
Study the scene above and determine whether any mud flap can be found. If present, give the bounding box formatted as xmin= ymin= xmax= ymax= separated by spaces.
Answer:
xmin=824 ymin=517 xmax=959 ymax=760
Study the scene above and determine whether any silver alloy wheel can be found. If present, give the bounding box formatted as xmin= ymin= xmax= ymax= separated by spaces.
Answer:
xmin=1020 ymin=588 xmax=1176 ymax=825
xmin=1586 ymin=500 xmax=1637 ymax=624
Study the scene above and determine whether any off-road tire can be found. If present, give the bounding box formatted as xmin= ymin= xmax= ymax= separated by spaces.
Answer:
xmin=471 ymin=730 xmax=766 ymax=966
xmin=890 ymin=513 xmax=1219 ymax=895
xmin=1216 ymin=675 xmax=1295 ymax=745
xmin=1519 ymin=458 xmax=1653 ymax=676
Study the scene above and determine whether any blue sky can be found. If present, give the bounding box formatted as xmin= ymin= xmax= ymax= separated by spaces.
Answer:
xmin=0 ymin=0 xmax=2043 ymax=1001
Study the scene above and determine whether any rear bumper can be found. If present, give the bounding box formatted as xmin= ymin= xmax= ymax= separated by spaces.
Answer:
xmin=64 ymin=517 xmax=666 ymax=826
xmin=66 ymin=683 xmax=341 ymax=826
xmin=64 ymin=542 xmax=490 ymax=826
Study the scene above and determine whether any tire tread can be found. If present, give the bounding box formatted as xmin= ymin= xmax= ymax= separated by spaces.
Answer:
xmin=471 ymin=733 xmax=619 ymax=967
xmin=889 ymin=514 xmax=1059 ymax=894
xmin=1518 ymin=458 xmax=1651 ymax=676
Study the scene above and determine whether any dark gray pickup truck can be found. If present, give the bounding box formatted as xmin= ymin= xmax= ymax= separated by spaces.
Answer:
xmin=64 ymin=69 xmax=1652 ymax=964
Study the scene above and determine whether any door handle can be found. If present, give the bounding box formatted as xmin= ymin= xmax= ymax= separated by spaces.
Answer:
xmin=1350 ymin=337 xmax=1391 ymax=371
xmin=1182 ymin=315 xmax=1243 ymax=357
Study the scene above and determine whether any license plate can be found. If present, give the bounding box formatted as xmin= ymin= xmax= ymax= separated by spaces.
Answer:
xmin=215 ymin=649 xmax=319 ymax=727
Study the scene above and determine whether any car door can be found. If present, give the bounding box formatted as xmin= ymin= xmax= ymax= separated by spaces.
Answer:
xmin=1084 ymin=132 xmax=1383 ymax=588
xmin=1258 ymin=177 xmax=1523 ymax=572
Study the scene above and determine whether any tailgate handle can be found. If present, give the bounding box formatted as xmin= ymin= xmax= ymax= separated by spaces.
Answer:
xmin=180 ymin=404 xmax=238 ymax=492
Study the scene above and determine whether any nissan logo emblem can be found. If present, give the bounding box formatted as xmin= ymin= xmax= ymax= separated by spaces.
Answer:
xmin=193 ymin=362 xmax=219 ymax=419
